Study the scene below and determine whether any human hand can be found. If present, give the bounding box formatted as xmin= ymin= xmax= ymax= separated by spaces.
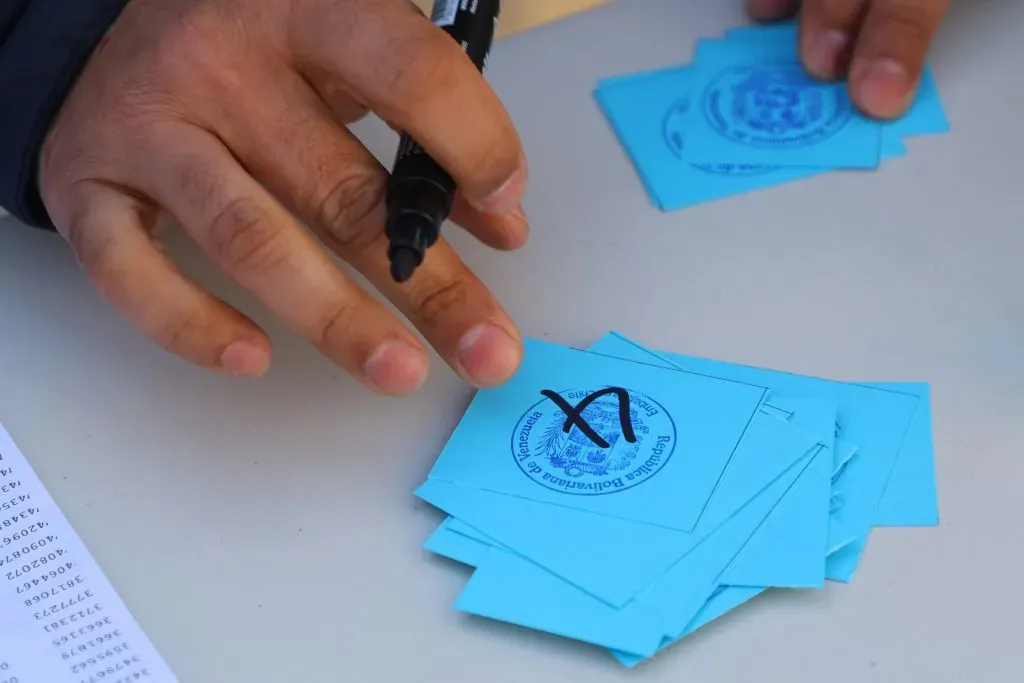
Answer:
xmin=38 ymin=0 xmax=528 ymax=394
xmin=746 ymin=0 xmax=949 ymax=118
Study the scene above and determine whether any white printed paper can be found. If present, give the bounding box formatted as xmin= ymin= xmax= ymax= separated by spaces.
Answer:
xmin=0 ymin=425 xmax=178 ymax=683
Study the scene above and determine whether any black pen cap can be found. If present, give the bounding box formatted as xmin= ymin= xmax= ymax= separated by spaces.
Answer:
xmin=385 ymin=146 xmax=455 ymax=282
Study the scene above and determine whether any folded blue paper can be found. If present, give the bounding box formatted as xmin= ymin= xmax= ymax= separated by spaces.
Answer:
xmin=595 ymin=67 xmax=907 ymax=211
xmin=595 ymin=22 xmax=949 ymax=211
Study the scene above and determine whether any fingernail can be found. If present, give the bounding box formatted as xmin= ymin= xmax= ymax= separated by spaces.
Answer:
xmin=474 ymin=165 xmax=527 ymax=215
xmin=511 ymin=202 xmax=528 ymax=223
xmin=364 ymin=339 xmax=428 ymax=395
xmin=807 ymin=30 xmax=850 ymax=79
xmin=220 ymin=340 xmax=270 ymax=377
xmin=504 ymin=203 xmax=530 ymax=249
xmin=855 ymin=59 xmax=913 ymax=118
xmin=457 ymin=323 xmax=522 ymax=388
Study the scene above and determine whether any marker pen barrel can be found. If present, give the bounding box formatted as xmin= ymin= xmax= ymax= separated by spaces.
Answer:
xmin=385 ymin=0 xmax=501 ymax=283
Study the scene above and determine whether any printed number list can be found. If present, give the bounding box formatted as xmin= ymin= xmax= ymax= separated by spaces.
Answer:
xmin=0 ymin=426 xmax=177 ymax=683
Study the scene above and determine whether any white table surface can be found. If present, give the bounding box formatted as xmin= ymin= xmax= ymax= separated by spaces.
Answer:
xmin=2 ymin=0 xmax=1022 ymax=680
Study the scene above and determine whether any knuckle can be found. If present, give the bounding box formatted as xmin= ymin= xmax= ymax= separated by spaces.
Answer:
xmin=146 ymin=9 xmax=230 ymax=84
xmin=389 ymin=38 xmax=460 ymax=109
xmin=315 ymin=169 xmax=386 ymax=250
xmin=175 ymin=152 xmax=223 ymax=215
xmin=63 ymin=207 xmax=119 ymax=288
xmin=205 ymin=196 xmax=288 ymax=274
xmin=315 ymin=299 xmax=361 ymax=349
xmin=413 ymin=278 xmax=471 ymax=327
xmin=154 ymin=305 xmax=210 ymax=352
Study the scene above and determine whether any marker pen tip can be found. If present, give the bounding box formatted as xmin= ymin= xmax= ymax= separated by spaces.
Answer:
xmin=389 ymin=246 xmax=420 ymax=283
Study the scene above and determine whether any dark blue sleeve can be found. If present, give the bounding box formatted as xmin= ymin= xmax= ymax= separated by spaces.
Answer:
xmin=0 ymin=0 xmax=130 ymax=229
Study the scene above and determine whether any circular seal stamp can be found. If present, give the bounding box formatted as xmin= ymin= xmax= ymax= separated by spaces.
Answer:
xmin=511 ymin=388 xmax=677 ymax=496
xmin=662 ymin=97 xmax=778 ymax=176
xmin=701 ymin=61 xmax=853 ymax=148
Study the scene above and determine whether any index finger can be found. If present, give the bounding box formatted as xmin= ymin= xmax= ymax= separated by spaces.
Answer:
xmin=847 ymin=0 xmax=948 ymax=118
xmin=293 ymin=0 xmax=526 ymax=214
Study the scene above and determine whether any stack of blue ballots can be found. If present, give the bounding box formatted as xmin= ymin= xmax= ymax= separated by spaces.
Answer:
xmin=415 ymin=332 xmax=938 ymax=667
xmin=594 ymin=22 xmax=950 ymax=211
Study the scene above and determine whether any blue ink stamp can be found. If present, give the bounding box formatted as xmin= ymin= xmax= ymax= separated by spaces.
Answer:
xmin=662 ymin=97 xmax=778 ymax=176
xmin=701 ymin=62 xmax=853 ymax=148
xmin=511 ymin=387 xmax=676 ymax=496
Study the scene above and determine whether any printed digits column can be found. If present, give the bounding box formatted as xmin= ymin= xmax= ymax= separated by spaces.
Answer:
xmin=0 ymin=425 xmax=178 ymax=683
xmin=2 ymin=433 xmax=69 ymax=683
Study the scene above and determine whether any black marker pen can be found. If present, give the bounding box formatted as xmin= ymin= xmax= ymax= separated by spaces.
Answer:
xmin=385 ymin=0 xmax=500 ymax=283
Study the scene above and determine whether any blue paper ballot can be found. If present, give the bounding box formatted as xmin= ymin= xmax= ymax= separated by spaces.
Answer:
xmin=417 ymin=408 xmax=820 ymax=607
xmin=426 ymin=338 xmax=769 ymax=532
xmin=594 ymin=67 xmax=907 ymax=212
xmin=723 ymin=24 xmax=949 ymax=140
xmin=866 ymin=383 xmax=938 ymax=526
xmin=595 ymin=67 xmax=821 ymax=210
xmin=682 ymin=37 xmax=883 ymax=169
xmin=590 ymin=332 xmax=920 ymax=582
xmin=446 ymin=423 xmax=820 ymax=655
